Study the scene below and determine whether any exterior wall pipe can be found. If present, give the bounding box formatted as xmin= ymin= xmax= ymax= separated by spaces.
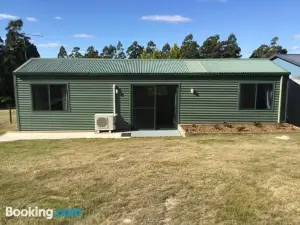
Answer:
xmin=113 ymin=84 xmax=116 ymax=115
xmin=277 ymin=76 xmax=283 ymax=123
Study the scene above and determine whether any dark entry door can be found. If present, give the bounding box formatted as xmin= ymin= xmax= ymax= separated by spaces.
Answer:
xmin=156 ymin=85 xmax=177 ymax=129
xmin=132 ymin=86 xmax=155 ymax=130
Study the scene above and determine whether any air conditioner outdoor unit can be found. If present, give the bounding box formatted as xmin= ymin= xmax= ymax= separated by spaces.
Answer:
xmin=94 ymin=113 xmax=116 ymax=133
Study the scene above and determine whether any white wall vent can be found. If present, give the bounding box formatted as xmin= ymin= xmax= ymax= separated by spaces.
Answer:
xmin=95 ymin=114 xmax=116 ymax=133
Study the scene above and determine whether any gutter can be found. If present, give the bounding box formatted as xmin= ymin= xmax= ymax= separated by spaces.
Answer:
xmin=113 ymin=84 xmax=116 ymax=115
xmin=13 ymin=75 xmax=21 ymax=131
xmin=278 ymin=76 xmax=283 ymax=123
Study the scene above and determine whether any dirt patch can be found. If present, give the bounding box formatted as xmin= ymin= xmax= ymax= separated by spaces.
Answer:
xmin=181 ymin=123 xmax=300 ymax=135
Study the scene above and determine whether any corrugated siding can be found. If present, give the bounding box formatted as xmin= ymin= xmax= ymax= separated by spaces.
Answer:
xmin=16 ymin=77 xmax=131 ymax=130
xmin=15 ymin=58 xmax=289 ymax=75
xmin=16 ymin=75 xmax=284 ymax=131
xmin=179 ymin=77 xmax=281 ymax=123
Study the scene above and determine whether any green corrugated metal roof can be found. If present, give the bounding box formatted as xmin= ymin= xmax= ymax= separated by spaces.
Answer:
xmin=14 ymin=58 xmax=289 ymax=75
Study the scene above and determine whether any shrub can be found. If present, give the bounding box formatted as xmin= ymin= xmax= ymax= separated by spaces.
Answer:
xmin=236 ymin=126 xmax=246 ymax=132
xmin=192 ymin=124 xmax=197 ymax=128
xmin=254 ymin=122 xmax=263 ymax=128
xmin=223 ymin=122 xmax=233 ymax=128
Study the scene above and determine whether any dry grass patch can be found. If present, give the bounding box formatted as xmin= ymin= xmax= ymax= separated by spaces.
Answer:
xmin=0 ymin=109 xmax=16 ymax=134
xmin=1 ymin=134 xmax=300 ymax=224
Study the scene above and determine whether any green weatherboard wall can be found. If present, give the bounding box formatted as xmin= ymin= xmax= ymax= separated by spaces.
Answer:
xmin=15 ymin=75 xmax=287 ymax=131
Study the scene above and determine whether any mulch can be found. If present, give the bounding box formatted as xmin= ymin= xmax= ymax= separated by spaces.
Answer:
xmin=181 ymin=123 xmax=300 ymax=135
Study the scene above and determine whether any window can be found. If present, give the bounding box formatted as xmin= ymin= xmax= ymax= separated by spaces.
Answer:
xmin=32 ymin=84 xmax=68 ymax=111
xmin=239 ymin=83 xmax=274 ymax=110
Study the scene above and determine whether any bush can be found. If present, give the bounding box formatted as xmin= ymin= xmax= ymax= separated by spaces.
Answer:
xmin=236 ymin=126 xmax=246 ymax=132
xmin=254 ymin=122 xmax=263 ymax=128
xmin=223 ymin=122 xmax=233 ymax=128
xmin=192 ymin=124 xmax=197 ymax=128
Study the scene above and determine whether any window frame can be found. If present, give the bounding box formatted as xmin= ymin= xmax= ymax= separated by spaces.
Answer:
xmin=30 ymin=83 xmax=70 ymax=112
xmin=238 ymin=82 xmax=275 ymax=111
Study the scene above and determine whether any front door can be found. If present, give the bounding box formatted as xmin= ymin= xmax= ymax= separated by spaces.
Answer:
xmin=132 ymin=85 xmax=155 ymax=130
xmin=132 ymin=85 xmax=178 ymax=130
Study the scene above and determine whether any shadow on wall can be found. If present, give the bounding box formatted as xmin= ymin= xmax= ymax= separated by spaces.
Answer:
xmin=115 ymin=87 xmax=131 ymax=131
xmin=287 ymin=78 xmax=300 ymax=127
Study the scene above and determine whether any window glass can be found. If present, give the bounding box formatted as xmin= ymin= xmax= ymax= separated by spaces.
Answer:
xmin=32 ymin=84 xmax=68 ymax=111
xmin=256 ymin=84 xmax=273 ymax=110
xmin=239 ymin=83 xmax=273 ymax=110
xmin=239 ymin=84 xmax=256 ymax=109
xmin=32 ymin=85 xmax=49 ymax=110
xmin=50 ymin=85 xmax=68 ymax=110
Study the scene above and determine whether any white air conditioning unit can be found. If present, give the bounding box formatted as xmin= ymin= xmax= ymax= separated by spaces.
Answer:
xmin=94 ymin=113 xmax=116 ymax=133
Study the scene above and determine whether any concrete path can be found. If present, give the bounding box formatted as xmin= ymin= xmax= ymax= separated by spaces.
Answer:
xmin=0 ymin=131 xmax=126 ymax=142
xmin=131 ymin=130 xmax=181 ymax=137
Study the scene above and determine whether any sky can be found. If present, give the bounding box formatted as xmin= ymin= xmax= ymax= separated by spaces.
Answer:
xmin=1 ymin=0 xmax=300 ymax=58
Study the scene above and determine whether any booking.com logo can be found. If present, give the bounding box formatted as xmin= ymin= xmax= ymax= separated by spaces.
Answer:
xmin=6 ymin=206 xmax=82 ymax=219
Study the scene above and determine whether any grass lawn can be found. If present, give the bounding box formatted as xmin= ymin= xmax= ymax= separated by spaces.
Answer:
xmin=1 ymin=134 xmax=300 ymax=224
xmin=0 ymin=109 xmax=16 ymax=134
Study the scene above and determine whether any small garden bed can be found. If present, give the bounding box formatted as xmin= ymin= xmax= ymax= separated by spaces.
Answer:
xmin=181 ymin=122 xmax=300 ymax=135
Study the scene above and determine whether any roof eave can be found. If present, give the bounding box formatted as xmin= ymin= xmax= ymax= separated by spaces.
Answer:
xmin=13 ymin=58 xmax=35 ymax=74
xmin=14 ymin=72 xmax=290 ymax=76
xmin=270 ymin=54 xmax=300 ymax=67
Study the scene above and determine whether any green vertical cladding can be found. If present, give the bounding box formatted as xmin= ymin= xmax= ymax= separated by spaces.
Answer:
xmin=16 ymin=75 xmax=284 ymax=131
xmin=16 ymin=76 xmax=131 ymax=131
xmin=179 ymin=76 xmax=281 ymax=124
xmin=280 ymin=76 xmax=288 ymax=122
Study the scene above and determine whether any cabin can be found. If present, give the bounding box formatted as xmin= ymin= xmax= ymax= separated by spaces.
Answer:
xmin=13 ymin=58 xmax=289 ymax=131
xmin=271 ymin=54 xmax=300 ymax=126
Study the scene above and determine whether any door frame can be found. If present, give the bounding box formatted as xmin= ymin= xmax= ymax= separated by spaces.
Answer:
xmin=130 ymin=83 xmax=180 ymax=130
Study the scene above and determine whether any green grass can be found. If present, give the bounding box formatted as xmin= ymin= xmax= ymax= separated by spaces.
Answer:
xmin=1 ymin=134 xmax=300 ymax=224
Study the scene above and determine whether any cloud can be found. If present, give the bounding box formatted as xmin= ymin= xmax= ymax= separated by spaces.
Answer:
xmin=290 ymin=46 xmax=300 ymax=51
xmin=37 ymin=42 xmax=65 ymax=48
xmin=72 ymin=34 xmax=95 ymax=38
xmin=26 ymin=17 xmax=38 ymax=22
xmin=141 ymin=15 xmax=191 ymax=23
xmin=0 ymin=13 xmax=19 ymax=20
xmin=293 ymin=34 xmax=300 ymax=39
xmin=54 ymin=16 xmax=63 ymax=20
xmin=30 ymin=32 xmax=41 ymax=35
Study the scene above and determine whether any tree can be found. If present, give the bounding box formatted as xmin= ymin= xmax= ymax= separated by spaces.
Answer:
xmin=140 ymin=50 xmax=151 ymax=59
xmin=180 ymin=34 xmax=199 ymax=59
xmin=126 ymin=41 xmax=144 ymax=59
xmin=113 ymin=41 xmax=126 ymax=59
xmin=140 ymin=49 xmax=162 ymax=59
xmin=2 ymin=19 xmax=39 ymax=103
xmin=85 ymin=46 xmax=99 ymax=58
xmin=69 ymin=47 xmax=83 ymax=58
xmin=57 ymin=46 xmax=68 ymax=58
xmin=0 ymin=36 xmax=4 ymax=103
xmin=161 ymin=43 xmax=171 ymax=58
xmin=152 ymin=50 xmax=162 ymax=59
xmin=250 ymin=37 xmax=287 ymax=58
xmin=199 ymin=35 xmax=221 ymax=58
xmin=219 ymin=33 xmax=241 ymax=58
xmin=145 ymin=40 xmax=156 ymax=54
xmin=101 ymin=45 xmax=116 ymax=58
xmin=169 ymin=43 xmax=181 ymax=59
